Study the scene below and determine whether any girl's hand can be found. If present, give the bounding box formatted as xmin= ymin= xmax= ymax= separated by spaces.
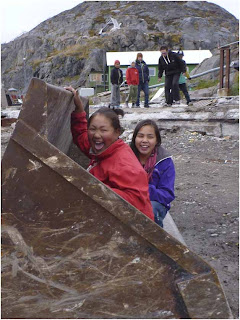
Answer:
xmin=64 ymin=86 xmax=84 ymax=113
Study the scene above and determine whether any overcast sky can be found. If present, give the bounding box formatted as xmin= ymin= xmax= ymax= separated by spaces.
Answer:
xmin=1 ymin=0 xmax=239 ymax=44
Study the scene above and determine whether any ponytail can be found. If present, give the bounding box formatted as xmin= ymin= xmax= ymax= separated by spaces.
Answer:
xmin=111 ymin=107 xmax=124 ymax=118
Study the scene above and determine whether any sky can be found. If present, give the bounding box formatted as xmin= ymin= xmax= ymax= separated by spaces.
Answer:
xmin=1 ymin=0 xmax=239 ymax=44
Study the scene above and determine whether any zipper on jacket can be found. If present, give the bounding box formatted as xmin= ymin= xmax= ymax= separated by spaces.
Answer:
xmin=163 ymin=55 xmax=171 ymax=65
xmin=141 ymin=62 xmax=144 ymax=82
xmin=118 ymin=69 xmax=121 ymax=85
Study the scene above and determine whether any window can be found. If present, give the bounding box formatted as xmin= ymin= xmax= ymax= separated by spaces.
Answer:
xmin=89 ymin=73 xmax=108 ymax=84
xmin=89 ymin=74 xmax=98 ymax=82
xmin=149 ymin=67 xmax=156 ymax=77
xmin=101 ymin=74 xmax=108 ymax=82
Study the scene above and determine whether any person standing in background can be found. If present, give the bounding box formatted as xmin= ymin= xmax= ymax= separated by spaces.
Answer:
xmin=158 ymin=45 xmax=186 ymax=107
xmin=177 ymin=50 xmax=193 ymax=106
xmin=125 ymin=61 xmax=139 ymax=108
xmin=135 ymin=53 xmax=150 ymax=108
xmin=110 ymin=60 xmax=123 ymax=108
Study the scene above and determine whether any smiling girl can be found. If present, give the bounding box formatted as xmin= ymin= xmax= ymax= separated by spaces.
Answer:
xmin=65 ymin=86 xmax=154 ymax=221
xmin=131 ymin=119 xmax=175 ymax=227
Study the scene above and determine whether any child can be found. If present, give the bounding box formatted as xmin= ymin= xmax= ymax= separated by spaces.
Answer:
xmin=177 ymin=50 xmax=193 ymax=106
xmin=110 ymin=60 xmax=123 ymax=108
xmin=65 ymin=86 xmax=154 ymax=221
xmin=135 ymin=53 xmax=150 ymax=108
xmin=125 ymin=61 xmax=139 ymax=108
xmin=130 ymin=119 xmax=175 ymax=227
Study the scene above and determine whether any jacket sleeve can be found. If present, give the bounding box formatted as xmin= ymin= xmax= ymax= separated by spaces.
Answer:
xmin=126 ymin=68 xmax=130 ymax=85
xmin=110 ymin=68 xmax=115 ymax=84
xmin=120 ymin=69 xmax=123 ymax=84
xmin=71 ymin=111 xmax=91 ymax=157
xmin=149 ymin=158 xmax=175 ymax=207
xmin=176 ymin=55 xmax=186 ymax=73
xmin=108 ymin=164 xmax=154 ymax=220
xmin=136 ymin=69 xmax=139 ymax=85
xmin=145 ymin=64 xmax=150 ymax=82
xmin=186 ymin=69 xmax=190 ymax=79
xmin=158 ymin=57 xmax=163 ymax=78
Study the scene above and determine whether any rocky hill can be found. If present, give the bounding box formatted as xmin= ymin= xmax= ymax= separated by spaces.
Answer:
xmin=1 ymin=1 xmax=239 ymax=92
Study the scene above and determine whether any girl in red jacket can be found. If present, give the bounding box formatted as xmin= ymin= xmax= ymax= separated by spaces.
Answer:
xmin=65 ymin=86 xmax=154 ymax=221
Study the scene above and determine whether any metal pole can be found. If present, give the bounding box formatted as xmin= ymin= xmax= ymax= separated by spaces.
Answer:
xmin=225 ymin=47 xmax=230 ymax=90
xmin=219 ymin=40 xmax=239 ymax=49
xmin=219 ymin=49 xmax=224 ymax=89
xmin=103 ymin=51 xmax=106 ymax=92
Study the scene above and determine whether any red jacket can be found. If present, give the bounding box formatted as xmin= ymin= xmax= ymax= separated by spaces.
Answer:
xmin=71 ymin=111 xmax=154 ymax=221
xmin=126 ymin=67 xmax=139 ymax=85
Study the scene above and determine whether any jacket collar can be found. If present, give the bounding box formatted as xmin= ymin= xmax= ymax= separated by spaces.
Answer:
xmin=136 ymin=59 xmax=146 ymax=65
xmin=90 ymin=138 xmax=125 ymax=161
xmin=155 ymin=146 xmax=172 ymax=164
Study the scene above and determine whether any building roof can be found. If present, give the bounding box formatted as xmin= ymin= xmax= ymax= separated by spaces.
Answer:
xmin=106 ymin=50 xmax=212 ymax=66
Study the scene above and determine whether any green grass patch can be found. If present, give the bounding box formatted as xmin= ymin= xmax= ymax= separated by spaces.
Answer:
xmin=229 ymin=73 xmax=239 ymax=96
xmin=194 ymin=79 xmax=219 ymax=90
xmin=89 ymin=29 xmax=96 ymax=37
xmin=63 ymin=75 xmax=79 ymax=84
xmin=141 ymin=15 xmax=158 ymax=30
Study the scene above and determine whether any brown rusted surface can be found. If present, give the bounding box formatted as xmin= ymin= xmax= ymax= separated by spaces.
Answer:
xmin=225 ymin=47 xmax=230 ymax=90
xmin=219 ymin=48 xmax=224 ymax=89
xmin=1 ymin=118 xmax=17 ymax=127
xmin=1 ymin=78 xmax=232 ymax=319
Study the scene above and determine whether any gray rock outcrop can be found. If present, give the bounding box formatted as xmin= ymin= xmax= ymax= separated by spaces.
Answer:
xmin=1 ymin=1 xmax=239 ymax=92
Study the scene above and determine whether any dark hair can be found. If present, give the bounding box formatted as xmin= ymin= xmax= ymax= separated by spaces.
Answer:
xmin=160 ymin=45 xmax=168 ymax=51
xmin=130 ymin=119 xmax=161 ymax=159
xmin=88 ymin=107 xmax=124 ymax=132
xmin=136 ymin=52 xmax=143 ymax=60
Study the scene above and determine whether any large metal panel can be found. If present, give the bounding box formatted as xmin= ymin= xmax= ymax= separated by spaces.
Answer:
xmin=1 ymin=78 xmax=232 ymax=319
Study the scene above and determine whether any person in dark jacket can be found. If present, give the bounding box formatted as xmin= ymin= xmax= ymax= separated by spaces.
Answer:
xmin=135 ymin=53 xmax=150 ymax=108
xmin=158 ymin=45 xmax=186 ymax=107
xmin=131 ymin=119 xmax=175 ymax=228
xmin=110 ymin=60 xmax=123 ymax=108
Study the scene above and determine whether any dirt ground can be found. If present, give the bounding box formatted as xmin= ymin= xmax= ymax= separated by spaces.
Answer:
xmin=1 ymin=119 xmax=239 ymax=318
xmin=159 ymin=129 xmax=239 ymax=318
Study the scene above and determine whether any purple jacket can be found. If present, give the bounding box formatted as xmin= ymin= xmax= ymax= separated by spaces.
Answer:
xmin=149 ymin=146 xmax=175 ymax=210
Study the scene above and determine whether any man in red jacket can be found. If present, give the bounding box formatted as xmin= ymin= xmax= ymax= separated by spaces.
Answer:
xmin=125 ymin=61 xmax=139 ymax=108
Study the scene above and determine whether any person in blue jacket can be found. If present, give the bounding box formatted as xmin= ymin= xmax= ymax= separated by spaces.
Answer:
xmin=135 ymin=53 xmax=150 ymax=108
xmin=130 ymin=119 xmax=175 ymax=227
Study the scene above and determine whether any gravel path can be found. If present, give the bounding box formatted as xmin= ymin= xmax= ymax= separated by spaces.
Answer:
xmin=159 ymin=129 xmax=239 ymax=318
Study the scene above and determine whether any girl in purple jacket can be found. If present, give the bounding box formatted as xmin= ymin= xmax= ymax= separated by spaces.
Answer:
xmin=130 ymin=119 xmax=175 ymax=227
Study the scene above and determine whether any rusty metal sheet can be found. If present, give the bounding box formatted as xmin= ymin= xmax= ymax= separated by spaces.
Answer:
xmin=1 ymin=78 xmax=232 ymax=319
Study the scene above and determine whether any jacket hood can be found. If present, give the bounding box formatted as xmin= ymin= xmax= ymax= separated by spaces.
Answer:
xmin=136 ymin=59 xmax=146 ymax=65
xmin=156 ymin=145 xmax=172 ymax=164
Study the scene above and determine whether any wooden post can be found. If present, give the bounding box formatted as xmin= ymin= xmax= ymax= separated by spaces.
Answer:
xmin=225 ymin=47 xmax=230 ymax=90
xmin=219 ymin=48 xmax=224 ymax=89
